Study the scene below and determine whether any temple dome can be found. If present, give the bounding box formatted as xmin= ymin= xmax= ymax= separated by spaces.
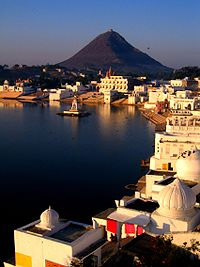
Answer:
xmin=176 ymin=149 xmax=200 ymax=182
xmin=38 ymin=206 xmax=59 ymax=230
xmin=157 ymin=179 xmax=196 ymax=219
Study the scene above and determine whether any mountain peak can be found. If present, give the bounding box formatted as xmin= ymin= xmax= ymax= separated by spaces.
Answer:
xmin=59 ymin=31 xmax=171 ymax=74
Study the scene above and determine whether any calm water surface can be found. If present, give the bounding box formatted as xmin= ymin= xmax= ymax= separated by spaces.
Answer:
xmin=0 ymin=101 xmax=155 ymax=264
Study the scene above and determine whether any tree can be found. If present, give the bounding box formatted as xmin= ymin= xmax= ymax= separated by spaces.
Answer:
xmin=173 ymin=66 xmax=200 ymax=79
xmin=70 ymin=258 xmax=82 ymax=267
xmin=0 ymin=64 xmax=9 ymax=71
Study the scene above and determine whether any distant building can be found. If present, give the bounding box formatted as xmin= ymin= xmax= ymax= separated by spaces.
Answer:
xmin=182 ymin=79 xmax=198 ymax=90
xmin=144 ymin=87 xmax=168 ymax=109
xmin=134 ymin=85 xmax=148 ymax=94
xmin=89 ymin=81 xmax=99 ymax=91
xmin=155 ymin=99 xmax=169 ymax=113
xmin=99 ymin=68 xmax=134 ymax=94
xmin=0 ymin=80 xmax=15 ymax=91
xmin=150 ymin=111 xmax=200 ymax=172
xmin=170 ymin=79 xmax=184 ymax=87
xmin=170 ymin=79 xmax=198 ymax=90
xmin=65 ymin=82 xmax=88 ymax=94
xmin=15 ymin=80 xmax=36 ymax=94
xmin=169 ymin=91 xmax=200 ymax=111
xmin=136 ymin=76 xmax=147 ymax=81
xmin=49 ymin=89 xmax=74 ymax=101
xmin=128 ymin=92 xmax=140 ymax=105
xmin=0 ymin=80 xmax=36 ymax=94
xmin=148 ymin=89 xmax=168 ymax=104
xmin=103 ymin=90 xmax=118 ymax=104
xmin=194 ymin=77 xmax=200 ymax=88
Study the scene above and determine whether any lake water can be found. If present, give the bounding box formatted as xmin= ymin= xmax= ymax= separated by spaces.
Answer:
xmin=0 ymin=100 xmax=155 ymax=265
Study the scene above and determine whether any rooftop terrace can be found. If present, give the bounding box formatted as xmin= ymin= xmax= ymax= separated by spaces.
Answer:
xmin=93 ymin=208 xmax=116 ymax=220
xmin=50 ymin=223 xmax=91 ymax=243
xmin=147 ymin=170 xmax=176 ymax=176
xmin=126 ymin=199 xmax=159 ymax=213
xmin=156 ymin=177 xmax=197 ymax=188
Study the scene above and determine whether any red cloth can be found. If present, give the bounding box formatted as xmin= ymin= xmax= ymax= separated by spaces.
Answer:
xmin=125 ymin=223 xmax=135 ymax=234
xmin=107 ymin=219 xmax=117 ymax=233
xmin=46 ymin=260 xmax=66 ymax=267
xmin=137 ymin=226 xmax=144 ymax=235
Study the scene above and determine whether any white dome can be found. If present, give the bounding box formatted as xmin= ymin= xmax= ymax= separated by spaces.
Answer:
xmin=158 ymin=179 xmax=196 ymax=219
xmin=39 ymin=206 xmax=59 ymax=230
xmin=176 ymin=149 xmax=200 ymax=182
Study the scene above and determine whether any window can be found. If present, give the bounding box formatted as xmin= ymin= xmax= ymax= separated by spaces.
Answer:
xmin=166 ymin=144 xmax=170 ymax=154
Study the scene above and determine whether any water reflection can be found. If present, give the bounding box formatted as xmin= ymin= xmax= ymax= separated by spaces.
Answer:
xmin=127 ymin=105 xmax=136 ymax=116
xmin=97 ymin=104 xmax=136 ymax=138
xmin=0 ymin=101 xmax=155 ymax=265
xmin=49 ymin=100 xmax=61 ymax=108
xmin=70 ymin=117 xmax=79 ymax=137
xmin=0 ymin=99 xmax=23 ymax=109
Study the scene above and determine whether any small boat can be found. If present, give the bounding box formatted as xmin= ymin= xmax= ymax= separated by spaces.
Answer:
xmin=57 ymin=97 xmax=90 ymax=117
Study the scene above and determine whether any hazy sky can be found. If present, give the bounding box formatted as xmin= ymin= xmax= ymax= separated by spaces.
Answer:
xmin=1 ymin=0 xmax=200 ymax=69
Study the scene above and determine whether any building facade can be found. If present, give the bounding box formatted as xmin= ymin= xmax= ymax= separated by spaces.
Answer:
xmin=4 ymin=208 xmax=106 ymax=267
xmin=150 ymin=111 xmax=200 ymax=172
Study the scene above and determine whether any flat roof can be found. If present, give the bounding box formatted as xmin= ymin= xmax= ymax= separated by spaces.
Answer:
xmin=50 ymin=223 xmax=90 ymax=243
xmin=147 ymin=170 xmax=176 ymax=176
xmin=75 ymin=238 xmax=107 ymax=260
xmin=156 ymin=177 xmax=175 ymax=185
xmin=93 ymin=208 xmax=116 ymax=220
xmin=126 ymin=199 xmax=159 ymax=213
xmin=156 ymin=178 xmax=197 ymax=188
xmin=25 ymin=225 xmax=50 ymax=235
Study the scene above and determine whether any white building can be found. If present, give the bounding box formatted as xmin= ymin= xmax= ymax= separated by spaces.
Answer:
xmin=65 ymin=82 xmax=88 ymax=95
xmin=49 ymin=89 xmax=74 ymax=101
xmin=149 ymin=90 xmax=168 ymax=103
xmin=99 ymin=68 xmax=133 ymax=94
xmin=99 ymin=75 xmax=129 ymax=93
xmin=128 ymin=92 xmax=140 ymax=105
xmin=134 ymin=85 xmax=148 ymax=94
xmin=0 ymin=80 xmax=36 ymax=94
xmin=144 ymin=87 xmax=168 ymax=109
xmin=150 ymin=111 xmax=200 ymax=172
xmin=194 ymin=77 xmax=200 ymax=88
xmin=0 ymin=80 xmax=15 ymax=91
xmin=105 ymin=149 xmax=200 ymax=239
xmin=103 ymin=90 xmax=118 ymax=104
xmin=170 ymin=79 xmax=184 ymax=87
xmin=4 ymin=150 xmax=200 ymax=265
xmin=93 ymin=150 xmax=200 ymax=244
xmin=169 ymin=93 xmax=200 ymax=111
xmin=4 ymin=207 xmax=106 ymax=267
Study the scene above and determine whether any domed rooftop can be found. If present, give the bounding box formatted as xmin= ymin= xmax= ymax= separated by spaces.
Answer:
xmin=37 ymin=206 xmax=59 ymax=230
xmin=157 ymin=178 xmax=196 ymax=219
xmin=176 ymin=148 xmax=200 ymax=182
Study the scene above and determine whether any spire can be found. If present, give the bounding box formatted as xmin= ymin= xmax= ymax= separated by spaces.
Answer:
xmin=109 ymin=66 xmax=112 ymax=76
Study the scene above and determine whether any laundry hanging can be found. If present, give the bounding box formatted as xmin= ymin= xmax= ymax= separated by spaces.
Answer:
xmin=137 ymin=225 xmax=144 ymax=235
xmin=107 ymin=219 xmax=117 ymax=233
xmin=125 ymin=223 xmax=135 ymax=234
